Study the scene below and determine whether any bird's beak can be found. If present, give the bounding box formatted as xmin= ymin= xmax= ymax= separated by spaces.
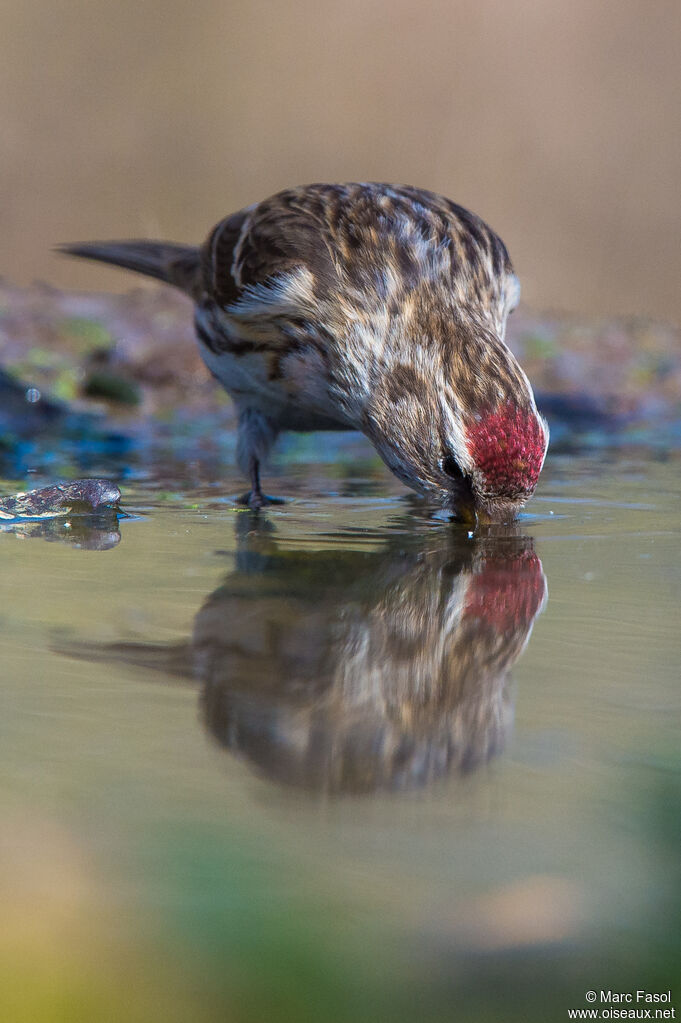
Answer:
xmin=445 ymin=475 xmax=479 ymax=527
xmin=449 ymin=494 xmax=478 ymax=528
xmin=449 ymin=497 xmax=511 ymax=529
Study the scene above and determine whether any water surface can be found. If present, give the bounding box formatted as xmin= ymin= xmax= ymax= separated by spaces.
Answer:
xmin=1 ymin=450 xmax=680 ymax=1022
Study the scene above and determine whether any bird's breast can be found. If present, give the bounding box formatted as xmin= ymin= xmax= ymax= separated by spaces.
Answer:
xmin=193 ymin=305 xmax=354 ymax=431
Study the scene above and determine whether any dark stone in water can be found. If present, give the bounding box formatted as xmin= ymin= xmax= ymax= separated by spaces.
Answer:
xmin=0 ymin=478 xmax=121 ymax=520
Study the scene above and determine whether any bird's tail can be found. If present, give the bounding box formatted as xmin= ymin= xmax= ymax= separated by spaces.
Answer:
xmin=59 ymin=240 xmax=202 ymax=298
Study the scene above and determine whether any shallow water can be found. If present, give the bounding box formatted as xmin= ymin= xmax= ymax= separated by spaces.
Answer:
xmin=1 ymin=448 xmax=680 ymax=1022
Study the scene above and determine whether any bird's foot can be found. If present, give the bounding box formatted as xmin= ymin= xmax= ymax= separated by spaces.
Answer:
xmin=236 ymin=490 xmax=286 ymax=511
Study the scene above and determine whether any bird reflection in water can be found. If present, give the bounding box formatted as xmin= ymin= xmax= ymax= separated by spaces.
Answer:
xmin=64 ymin=514 xmax=547 ymax=795
xmin=197 ymin=519 xmax=547 ymax=793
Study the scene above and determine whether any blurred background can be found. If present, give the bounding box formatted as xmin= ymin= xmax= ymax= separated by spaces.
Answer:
xmin=2 ymin=0 xmax=681 ymax=324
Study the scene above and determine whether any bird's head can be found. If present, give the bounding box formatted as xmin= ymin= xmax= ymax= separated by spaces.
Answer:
xmin=455 ymin=401 xmax=548 ymax=523
xmin=362 ymin=343 xmax=548 ymax=524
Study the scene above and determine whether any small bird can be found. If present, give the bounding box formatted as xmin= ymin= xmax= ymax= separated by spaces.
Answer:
xmin=62 ymin=182 xmax=548 ymax=521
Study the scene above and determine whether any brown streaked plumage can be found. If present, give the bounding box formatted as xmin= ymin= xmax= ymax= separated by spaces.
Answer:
xmin=61 ymin=182 xmax=548 ymax=520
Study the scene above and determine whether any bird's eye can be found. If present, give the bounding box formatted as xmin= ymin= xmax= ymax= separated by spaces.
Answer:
xmin=441 ymin=454 xmax=464 ymax=480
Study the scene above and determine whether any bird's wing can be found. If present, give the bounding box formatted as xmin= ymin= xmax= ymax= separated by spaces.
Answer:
xmin=200 ymin=183 xmax=516 ymax=328
xmin=199 ymin=186 xmax=341 ymax=309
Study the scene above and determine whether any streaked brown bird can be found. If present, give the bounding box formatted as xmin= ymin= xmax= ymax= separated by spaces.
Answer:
xmin=62 ymin=182 xmax=548 ymax=521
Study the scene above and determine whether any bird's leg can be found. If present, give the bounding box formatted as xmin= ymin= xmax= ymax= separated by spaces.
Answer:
xmin=235 ymin=408 xmax=284 ymax=509
xmin=236 ymin=457 xmax=285 ymax=509
xmin=237 ymin=456 xmax=265 ymax=509
xmin=249 ymin=455 xmax=264 ymax=507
